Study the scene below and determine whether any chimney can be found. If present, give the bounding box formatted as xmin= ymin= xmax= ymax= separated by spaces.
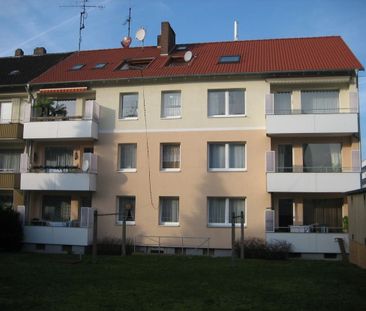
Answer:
xmin=160 ymin=21 xmax=175 ymax=55
xmin=33 ymin=47 xmax=47 ymax=56
xmin=14 ymin=49 xmax=24 ymax=57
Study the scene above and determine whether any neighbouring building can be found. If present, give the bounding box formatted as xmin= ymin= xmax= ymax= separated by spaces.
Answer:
xmin=347 ymin=188 xmax=366 ymax=268
xmin=6 ymin=22 xmax=363 ymax=257
xmin=0 ymin=48 xmax=71 ymax=222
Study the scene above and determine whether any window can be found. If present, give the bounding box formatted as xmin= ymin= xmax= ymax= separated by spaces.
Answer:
xmin=303 ymin=143 xmax=341 ymax=173
xmin=42 ymin=196 xmax=71 ymax=222
xmin=159 ymin=197 xmax=179 ymax=225
xmin=70 ymin=64 xmax=84 ymax=70
xmin=53 ymin=99 xmax=76 ymax=117
xmin=208 ymin=89 xmax=245 ymax=116
xmin=166 ymin=57 xmax=186 ymax=67
xmin=45 ymin=147 xmax=74 ymax=169
xmin=208 ymin=143 xmax=245 ymax=170
xmin=161 ymin=91 xmax=181 ymax=118
xmin=0 ymin=193 xmax=13 ymax=209
xmin=0 ymin=102 xmax=12 ymax=123
xmin=119 ymin=58 xmax=153 ymax=70
xmin=94 ymin=63 xmax=107 ymax=69
xmin=117 ymin=196 xmax=136 ymax=224
xmin=208 ymin=197 xmax=246 ymax=226
xmin=301 ymin=90 xmax=339 ymax=114
xmin=274 ymin=92 xmax=292 ymax=114
xmin=218 ymin=55 xmax=241 ymax=63
xmin=119 ymin=144 xmax=137 ymax=171
xmin=0 ymin=150 xmax=21 ymax=172
xmin=119 ymin=93 xmax=138 ymax=119
xmin=161 ymin=143 xmax=180 ymax=170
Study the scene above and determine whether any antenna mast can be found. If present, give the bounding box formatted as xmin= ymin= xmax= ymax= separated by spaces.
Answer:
xmin=61 ymin=0 xmax=104 ymax=52
xmin=121 ymin=7 xmax=133 ymax=48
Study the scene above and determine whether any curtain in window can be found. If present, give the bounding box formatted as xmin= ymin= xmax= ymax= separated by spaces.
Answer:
xmin=0 ymin=102 xmax=12 ymax=123
xmin=209 ymin=144 xmax=225 ymax=168
xmin=228 ymin=90 xmax=245 ymax=115
xmin=162 ymin=92 xmax=181 ymax=117
xmin=162 ymin=144 xmax=180 ymax=168
xmin=45 ymin=147 xmax=73 ymax=168
xmin=208 ymin=198 xmax=226 ymax=223
xmin=120 ymin=144 xmax=136 ymax=169
xmin=0 ymin=151 xmax=20 ymax=171
xmin=330 ymin=144 xmax=342 ymax=172
xmin=160 ymin=198 xmax=179 ymax=223
xmin=208 ymin=91 xmax=225 ymax=116
xmin=274 ymin=93 xmax=291 ymax=114
xmin=229 ymin=144 xmax=244 ymax=168
xmin=303 ymin=144 xmax=341 ymax=172
xmin=301 ymin=91 xmax=339 ymax=114
xmin=120 ymin=94 xmax=138 ymax=118
xmin=42 ymin=196 xmax=71 ymax=222
xmin=229 ymin=199 xmax=245 ymax=224
xmin=118 ymin=197 xmax=135 ymax=221
xmin=303 ymin=199 xmax=342 ymax=228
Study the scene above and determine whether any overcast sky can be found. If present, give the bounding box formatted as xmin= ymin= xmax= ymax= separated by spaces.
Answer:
xmin=1 ymin=0 xmax=365 ymax=155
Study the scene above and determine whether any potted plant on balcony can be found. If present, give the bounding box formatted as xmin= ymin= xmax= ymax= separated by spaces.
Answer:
xmin=33 ymin=97 xmax=67 ymax=119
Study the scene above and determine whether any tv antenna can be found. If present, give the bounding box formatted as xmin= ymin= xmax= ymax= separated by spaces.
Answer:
xmin=121 ymin=7 xmax=132 ymax=48
xmin=61 ymin=0 xmax=104 ymax=52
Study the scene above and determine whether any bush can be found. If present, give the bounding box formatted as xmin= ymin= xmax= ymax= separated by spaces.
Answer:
xmin=234 ymin=238 xmax=292 ymax=260
xmin=0 ymin=207 xmax=23 ymax=251
xmin=97 ymin=237 xmax=134 ymax=256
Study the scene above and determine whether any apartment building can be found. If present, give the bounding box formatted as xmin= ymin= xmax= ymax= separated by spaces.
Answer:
xmin=0 ymin=48 xmax=70 ymax=220
xmin=17 ymin=22 xmax=363 ymax=256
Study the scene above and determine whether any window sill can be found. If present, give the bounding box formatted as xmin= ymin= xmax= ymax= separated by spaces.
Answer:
xmin=118 ymin=117 xmax=138 ymax=121
xmin=208 ymin=168 xmax=247 ymax=172
xmin=161 ymin=116 xmax=182 ymax=120
xmin=118 ymin=169 xmax=137 ymax=173
xmin=208 ymin=114 xmax=247 ymax=118
xmin=208 ymin=224 xmax=247 ymax=228
xmin=159 ymin=223 xmax=180 ymax=227
xmin=160 ymin=168 xmax=181 ymax=173
xmin=116 ymin=221 xmax=136 ymax=226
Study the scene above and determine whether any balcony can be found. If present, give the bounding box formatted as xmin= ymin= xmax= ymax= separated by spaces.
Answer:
xmin=265 ymin=93 xmax=359 ymax=136
xmin=0 ymin=123 xmax=23 ymax=140
xmin=0 ymin=172 xmax=20 ymax=189
xmin=23 ymin=101 xmax=99 ymax=140
xmin=20 ymin=153 xmax=97 ymax=191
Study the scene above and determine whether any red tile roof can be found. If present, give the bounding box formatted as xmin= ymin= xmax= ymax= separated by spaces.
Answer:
xmin=31 ymin=36 xmax=363 ymax=84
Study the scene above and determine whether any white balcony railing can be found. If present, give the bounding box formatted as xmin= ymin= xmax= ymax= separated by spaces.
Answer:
xmin=23 ymin=101 xmax=99 ymax=140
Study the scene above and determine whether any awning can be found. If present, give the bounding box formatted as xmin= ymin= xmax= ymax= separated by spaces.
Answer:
xmin=38 ymin=87 xmax=88 ymax=94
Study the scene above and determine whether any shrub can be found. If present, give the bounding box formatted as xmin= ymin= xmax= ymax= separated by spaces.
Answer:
xmin=0 ymin=207 xmax=23 ymax=251
xmin=234 ymin=237 xmax=292 ymax=260
xmin=97 ymin=237 xmax=134 ymax=255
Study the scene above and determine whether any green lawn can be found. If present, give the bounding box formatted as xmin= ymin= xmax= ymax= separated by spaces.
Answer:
xmin=0 ymin=253 xmax=365 ymax=311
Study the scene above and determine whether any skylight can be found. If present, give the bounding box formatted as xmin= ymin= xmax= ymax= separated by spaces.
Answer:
xmin=119 ymin=58 xmax=153 ymax=71
xmin=94 ymin=63 xmax=107 ymax=69
xmin=176 ymin=45 xmax=187 ymax=51
xmin=218 ymin=55 xmax=241 ymax=64
xmin=166 ymin=56 xmax=186 ymax=67
xmin=70 ymin=64 xmax=85 ymax=70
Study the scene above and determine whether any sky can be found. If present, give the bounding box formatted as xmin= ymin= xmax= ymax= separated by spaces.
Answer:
xmin=0 ymin=0 xmax=366 ymax=154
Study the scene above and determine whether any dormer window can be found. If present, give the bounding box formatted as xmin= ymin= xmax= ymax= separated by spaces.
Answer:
xmin=218 ymin=55 xmax=241 ymax=64
xmin=118 ymin=58 xmax=153 ymax=71
xmin=166 ymin=56 xmax=186 ymax=67
xmin=94 ymin=63 xmax=107 ymax=69
xmin=70 ymin=64 xmax=85 ymax=71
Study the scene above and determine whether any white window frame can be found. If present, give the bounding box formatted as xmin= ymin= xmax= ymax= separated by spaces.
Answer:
xmin=207 ymin=197 xmax=247 ymax=227
xmin=118 ymin=143 xmax=137 ymax=172
xmin=208 ymin=142 xmax=246 ymax=172
xmin=119 ymin=93 xmax=139 ymax=120
xmin=161 ymin=91 xmax=182 ymax=119
xmin=159 ymin=197 xmax=179 ymax=226
xmin=116 ymin=196 xmax=136 ymax=225
xmin=160 ymin=143 xmax=181 ymax=172
xmin=208 ymin=89 xmax=246 ymax=118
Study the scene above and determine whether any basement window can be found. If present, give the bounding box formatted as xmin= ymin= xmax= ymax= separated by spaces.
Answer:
xmin=118 ymin=58 xmax=153 ymax=71
xmin=218 ymin=55 xmax=241 ymax=64
xmin=70 ymin=64 xmax=85 ymax=71
xmin=93 ymin=63 xmax=107 ymax=69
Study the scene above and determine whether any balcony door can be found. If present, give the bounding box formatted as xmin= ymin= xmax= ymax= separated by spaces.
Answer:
xmin=274 ymin=92 xmax=291 ymax=114
xmin=278 ymin=144 xmax=293 ymax=172
xmin=278 ymin=199 xmax=293 ymax=228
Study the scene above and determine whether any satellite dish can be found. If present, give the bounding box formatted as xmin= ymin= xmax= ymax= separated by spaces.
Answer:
xmin=135 ymin=28 xmax=146 ymax=41
xmin=184 ymin=51 xmax=193 ymax=62
xmin=82 ymin=160 xmax=90 ymax=172
xmin=121 ymin=36 xmax=132 ymax=48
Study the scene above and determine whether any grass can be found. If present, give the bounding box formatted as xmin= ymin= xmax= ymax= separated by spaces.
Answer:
xmin=0 ymin=253 xmax=366 ymax=311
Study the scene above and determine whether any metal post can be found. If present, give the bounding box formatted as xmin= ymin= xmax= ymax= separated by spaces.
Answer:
xmin=122 ymin=217 xmax=126 ymax=256
xmin=231 ymin=211 xmax=236 ymax=260
xmin=240 ymin=211 xmax=245 ymax=259
xmin=92 ymin=210 xmax=98 ymax=263
xmin=181 ymin=236 xmax=184 ymax=255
